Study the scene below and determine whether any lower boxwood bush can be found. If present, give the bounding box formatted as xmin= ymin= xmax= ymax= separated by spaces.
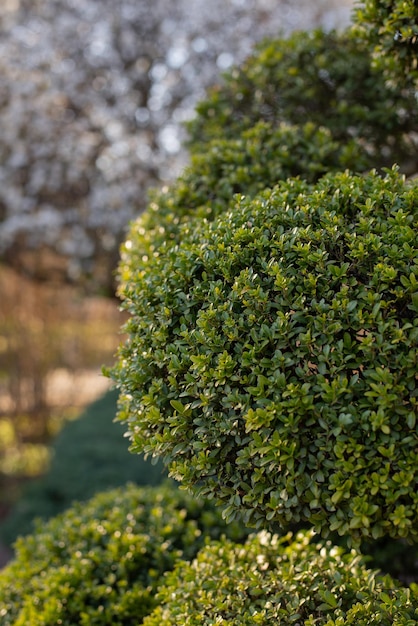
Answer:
xmin=0 ymin=483 xmax=249 ymax=625
xmin=143 ymin=530 xmax=418 ymax=625
xmin=0 ymin=389 xmax=168 ymax=546
xmin=111 ymin=167 xmax=418 ymax=544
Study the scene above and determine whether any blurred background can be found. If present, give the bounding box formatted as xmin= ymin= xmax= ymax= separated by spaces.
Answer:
xmin=0 ymin=0 xmax=354 ymax=565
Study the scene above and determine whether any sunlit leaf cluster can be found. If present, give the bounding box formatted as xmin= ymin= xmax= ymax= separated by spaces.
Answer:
xmin=144 ymin=530 xmax=418 ymax=625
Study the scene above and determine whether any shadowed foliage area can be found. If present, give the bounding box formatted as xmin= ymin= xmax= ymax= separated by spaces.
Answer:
xmin=187 ymin=29 xmax=417 ymax=168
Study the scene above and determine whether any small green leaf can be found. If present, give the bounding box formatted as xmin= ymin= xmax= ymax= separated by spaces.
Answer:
xmin=170 ymin=400 xmax=190 ymax=416
xmin=406 ymin=413 xmax=416 ymax=429
xmin=320 ymin=590 xmax=338 ymax=608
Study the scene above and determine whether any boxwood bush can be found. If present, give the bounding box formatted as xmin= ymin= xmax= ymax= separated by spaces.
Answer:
xmin=0 ymin=483 xmax=248 ymax=625
xmin=186 ymin=29 xmax=417 ymax=170
xmin=112 ymin=167 xmax=418 ymax=545
xmin=143 ymin=531 xmax=418 ymax=625
xmin=16 ymin=4 xmax=412 ymax=621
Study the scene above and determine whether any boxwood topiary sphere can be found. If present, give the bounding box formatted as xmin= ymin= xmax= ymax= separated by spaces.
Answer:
xmin=112 ymin=168 xmax=418 ymax=544
xmin=186 ymin=29 xmax=418 ymax=171
xmin=0 ymin=483 xmax=248 ymax=625
xmin=143 ymin=531 xmax=418 ymax=626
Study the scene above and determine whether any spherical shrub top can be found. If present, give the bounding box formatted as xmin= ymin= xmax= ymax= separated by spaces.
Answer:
xmin=0 ymin=483 xmax=248 ymax=625
xmin=113 ymin=168 xmax=418 ymax=543
xmin=119 ymin=121 xmax=367 ymax=287
xmin=186 ymin=29 xmax=418 ymax=170
xmin=143 ymin=530 xmax=417 ymax=626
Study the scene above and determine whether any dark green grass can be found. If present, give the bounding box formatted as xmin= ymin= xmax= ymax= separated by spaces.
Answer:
xmin=0 ymin=388 xmax=168 ymax=546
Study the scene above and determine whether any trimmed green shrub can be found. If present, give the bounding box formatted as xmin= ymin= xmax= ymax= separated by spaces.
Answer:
xmin=186 ymin=29 xmax=417 ymax=170
xmin=0 ymin=483 xmax=249 ymax=625
xmin=119 ymin=121 xmax=366 ymax=281
xmin=0 ymin=389 xmax=168 ymax=546
xmin=112 ymin=168 xmax=418 ymax=544
xmin=143 ymin=530 xmax=418 ymax=625
xmin=354 ymin=0 xmax=418 ymax=86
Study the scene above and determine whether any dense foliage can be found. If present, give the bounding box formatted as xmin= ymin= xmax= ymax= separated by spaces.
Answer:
xmin=0 ymin=483 xmax=248 ymax=625
xmin=119 ymin=25 xmax=418 ymax=292
xmin=144 ymin=531 xmax=418 ymax=625
xmin=106 ymin=5 xmax=418 ymax=620
xmin=113 ymin=168 xmax=418 ymax=544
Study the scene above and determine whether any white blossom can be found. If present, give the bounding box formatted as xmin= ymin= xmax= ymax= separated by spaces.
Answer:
xmin=0 ymin=0 xmax=352 ymax=288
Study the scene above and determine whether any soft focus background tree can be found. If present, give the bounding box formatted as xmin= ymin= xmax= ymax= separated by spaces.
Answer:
xmin=0 ymin=0 xmax=353 ymax=291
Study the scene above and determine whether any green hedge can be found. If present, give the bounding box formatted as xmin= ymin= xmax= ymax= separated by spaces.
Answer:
xmin=186 ymin=29 xmax=417 ymax=169
xmin=0 ymin=483 xmax=248 ymax=625
xmin=143 ymin=531 xmax=418 ymax=625
xmin=112 ymin=168 xmax=418 ymax=544
xmin=0 ymin=389 xmax=168 ymax=546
